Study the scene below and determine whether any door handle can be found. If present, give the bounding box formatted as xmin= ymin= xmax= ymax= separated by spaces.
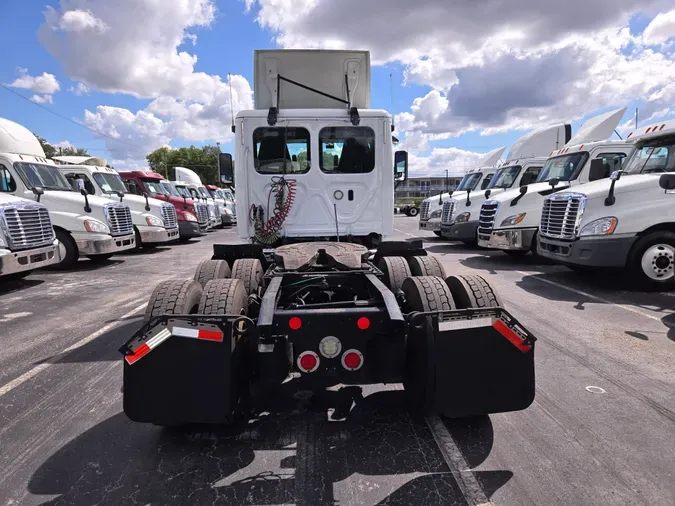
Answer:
xmin=348 ymin=190 xmax=354 ymax=201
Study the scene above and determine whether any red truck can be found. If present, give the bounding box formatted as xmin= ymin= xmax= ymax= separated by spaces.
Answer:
xmin=119 ymin=170 xmax=206 ymax=240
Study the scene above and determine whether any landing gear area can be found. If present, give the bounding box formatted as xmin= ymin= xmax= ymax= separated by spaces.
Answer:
xmin=121 ymin=241 xmax=536 ymax=427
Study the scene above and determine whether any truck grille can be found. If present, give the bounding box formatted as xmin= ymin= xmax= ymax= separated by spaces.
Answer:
xmin=207 ymin=202 xmax=216 ymax=219
xmin=420 ymin=201 xmax=430 ymax=219
xmin=478 ymin=200 xmax=499 ymax=240
xmin=195 ymin=203 xmax=209 ymax=225
xmin=0 ymin=202 xmax=54 ymax=251
xmin=104 ymin=203 xmax=133 ymax=236
xmin=540 ymin=193 xmax=586 ymax=240
xmin=441 ymin=200 xmax=456 ymax=225
xmin=160 ymin=204 xmax=178 ymax=229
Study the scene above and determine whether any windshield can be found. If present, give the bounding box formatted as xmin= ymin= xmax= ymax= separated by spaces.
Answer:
xmin=14 ymin=162 xmax=74 ymax=191
xmin=223 ymin=190 xmax=234 ymax=201
xmin=623 ymin=139 xmax=675 ymax=174
xmin=160 ymin=181 xmax=180 ymax=197
xmin=198 ymin=187 xmax=211 ymax=198
xmin=456 ymin=173 xmax=482 ymax=191
xmin=92 ymin=172 xmax=127 ymax=194
xmin=537 ymin=152 xmax=589 ymax=183
xmin=487 ymin=166 xmax=521 ymax=189
xmin=142 ymin=179 xmax=169 ymax=196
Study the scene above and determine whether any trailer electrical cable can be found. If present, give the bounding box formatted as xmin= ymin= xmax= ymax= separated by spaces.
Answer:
xmin=251 ymin=175 xmax=297 ymax=245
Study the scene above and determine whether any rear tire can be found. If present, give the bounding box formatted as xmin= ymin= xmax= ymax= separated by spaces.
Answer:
xmin=143 ymin=279 xmax=203 ymax=323
xmin=53 ymin=229 xmax=78 ymax=269
xmin=445 ymin=274 xmax=502 ymax=309
xmin=408 ymin=255 xmax=447 ymax=278
xmin=433 ymin=231 xmax=442 ymax=237
xmin=194 ymin=259 xmax=231 ymax=288
xmin=408 ymin=207 xmax=419 ymax=217
xmin=401 ymin=276 xmax=456 ymax=415
xmin=198 ymin=279 xmax=248 ymax=315
xmin=627 ymin=231 xmax=675 ymax=291
xmin=232 ymin=258 xmax=264 ymax=295
xmin=377 ymin=256 xmax=411 ymax=291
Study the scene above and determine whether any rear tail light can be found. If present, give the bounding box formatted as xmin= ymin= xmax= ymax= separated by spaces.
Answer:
xmin=289 ymin=316 xmax=302 ymax=330
xmin=357 ymin=317 xmax=370 ymax=330
xmin=341 ymin=349 xmax=363 ymax=371
xmin=297 ymin=351 xmax=319 ymax=373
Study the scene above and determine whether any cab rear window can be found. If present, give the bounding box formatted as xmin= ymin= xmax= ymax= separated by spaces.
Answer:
xmin=320 ymin=127 xmax=375 ymax=174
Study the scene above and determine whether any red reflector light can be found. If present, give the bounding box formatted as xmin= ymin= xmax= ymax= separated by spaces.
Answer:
xmin=357 ymin=317 xmax=370 ymax=330
xmin=289 ymin=317 xmax=302 ymax=330
xmin=297 ymin=351 xmax=319 ymax=372
xmin=341 ymin=349 xmax=363 ymax=371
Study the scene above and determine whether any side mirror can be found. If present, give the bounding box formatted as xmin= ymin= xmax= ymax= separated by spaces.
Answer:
xmin=116 ymin=191 xmax=124 ymax=202
xmin=80 ymin=188 xmax=88 ymax=197
xmin=80 ymin=188 xmax=92 ymax=213
xmin=589 ymin=159 xmax=608 ymax=182
xmin=519 ymin=171 xmax=537 ymax=186
xmin=394 ymin=150 xmax=408 ymax=181
xmin=485 ymin=189 xmax=492 ymax=199
xmin=659 ymin=174 xmax=675 ymax=190
xmin=519 ymin=185 xmax=528 ymax=195
xmin=219 ymin=153 xmax=234 ymax=184
xmin=32 ymin=186 xmax=44 ymax=202
xmin=549 ymin=178 xmax=560 ymax=189
xmin=143 ymin=192 xmax=151 ymax=211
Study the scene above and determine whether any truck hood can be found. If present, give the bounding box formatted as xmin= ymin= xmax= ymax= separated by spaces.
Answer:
xmin=423 ymin=191 xmax=467 ymax=205
xmin=0 ymin=193 xmax=31 ymax=205
xmin=451 ymin=188 xmax=509 ymax=213
xmin=490 ymin=182 xmax=571 ymax=204
xmin=573 ymin=174 xmax=664 ymax=200
xmin=39 ymin=190 xmax=118 ymax=209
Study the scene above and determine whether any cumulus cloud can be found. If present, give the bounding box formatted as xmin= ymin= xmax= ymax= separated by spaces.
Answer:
xmin=642 ymin=9 xmax=675 ymax=45
xmin=9 ymin=68 xmax=60 ymax=94
xmin=69 ymin=82 xmax=90 ymax=95
xmin=408 ymin=147 xmax=489 ymax=177
xmin=30 ymin=94 xmax=53 ymax=104
xmin=58 ymin=9 xmax=108 ymax=32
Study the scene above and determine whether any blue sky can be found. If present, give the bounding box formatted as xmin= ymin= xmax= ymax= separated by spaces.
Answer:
xmin=2 ymin=0 xmax=674 ymax=175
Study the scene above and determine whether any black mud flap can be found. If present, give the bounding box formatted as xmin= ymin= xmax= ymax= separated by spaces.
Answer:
xmin=408 ymin=308 xmax=536 ymax=418
xmin=119 ymin=315 xmax=254 ymax=426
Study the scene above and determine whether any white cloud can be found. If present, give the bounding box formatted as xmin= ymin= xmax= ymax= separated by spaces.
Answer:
xmin=58 ymin=9 xmax=108 ymax=32
xmin=642 ymin=9 xmax=675 ymax=45
xmin=9 ymin=68 xmax=60 ymax=94
xmin=408 ymin=147 xmax=488 ymax=177
xmin=69 ymin=82 xmax=90 ymax=95
xmin=30 ymin=94 xmax=53 ymax=104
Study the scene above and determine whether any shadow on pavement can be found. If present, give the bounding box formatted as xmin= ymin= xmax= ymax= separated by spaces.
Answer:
xmin=119 ymin=246 xmax=171 ymax=257
xmin=425 ymin=242 xmax=482 ymax=255
xmin=28 ymin=387 xmax=511 ymax=506
xmin=459 ymin=253 xmax=555 ymax=275
xmin=0 ymin=278 xmax=44 ymax=295
xmin=663 ymin=313 xmax=675 ymax=341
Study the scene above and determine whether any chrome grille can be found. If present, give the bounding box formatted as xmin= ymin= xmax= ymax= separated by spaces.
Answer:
xmin=160 ymin=204 xmax=178 ymax=229
xmin=104 ymin=203 xmax=133 ymax=236
xmin=420 ymin=201 xmax=431 ymax=219
xmin=540 ymin=193 xmax=586 ymax=240
xmin=0 ymin=202 xmax=54 ymax=251
xmin=441 ymin=200 xmax=457 ymax=225
xmin=478 ymin=200 xmax=499 ymax=239
xmin=194 ymin=203 xmax=209 ymax=225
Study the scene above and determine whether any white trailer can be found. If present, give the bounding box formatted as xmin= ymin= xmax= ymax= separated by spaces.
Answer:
xmin=440 ymin=123 xmax=572 ymax=243
xmin=0 ymin=117 xmax=136 ymax=268
xmin=538 ymin=119 xmax=675 ymax=289
xmin=53 ymin=157 xmax=180 ymax=248
xmin=219 ymin=50 xmax=407 ymax=246
xmin=477 ymin=108 xmax=630 ymax=255
xmin=418 ymin=147 xmax=506 ymax=235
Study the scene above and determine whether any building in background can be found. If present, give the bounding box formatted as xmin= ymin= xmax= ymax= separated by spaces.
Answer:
xmin=395 ymin=175 xmax=464 ymax=200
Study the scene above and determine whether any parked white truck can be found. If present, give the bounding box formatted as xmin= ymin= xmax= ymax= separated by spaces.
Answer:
xmin=538 ymin=120 xmax=675 ymax=289
xmin=440 ymin=124 xmax=571 ymax=244
xmin=174 ymin=167 xmax=225 ymax=228
xmin=0 ymin=193 xmax=61 ymax=279
xmin=53 ymin=156 xmax=180 ymax=248
xmin=0 ymin=117 xmax=136 ymax=268
xmin=418 ymin=147 xmax=505 ymax=235
xmin=477 ymin=108 xmax=630 ymax=256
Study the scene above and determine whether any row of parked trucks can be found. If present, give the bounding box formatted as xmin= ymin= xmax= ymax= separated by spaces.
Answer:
xmin=419 ymin=108 xmax=675 ymax=289
xmin=0 ymin=118 xmax=235 ymax=279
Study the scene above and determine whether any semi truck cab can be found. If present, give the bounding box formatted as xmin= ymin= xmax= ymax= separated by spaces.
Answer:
xmin=52 ymin=158 xmax=180 ymax=248
xmin=538 ymin=120 xmax=675 ymax=289
xmin=174 ymin=181 xmax=220 ymax=230
xmin=205 ymin=184 xmax=236 ymax=225
xmin=477 ymin=108 xmax=630 ymax=255
xmin=0 ymin=117 xmax=136 ymax=268
xmin=119 ymin=171 xmax=206 ymax=239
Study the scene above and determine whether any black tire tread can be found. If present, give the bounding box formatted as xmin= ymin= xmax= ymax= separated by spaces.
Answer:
xmin=144 ymin=279 xmax=203 ymax=323
xmin=402 ymin=275 xmax=456 ymax=312
xmin=445 ymin=274 xmax=502 ymax=309
xmin=53 ymin=229 xmax=78 ymax=269
xmin=199 ymin=279 xmax=248 ymax=315
xmin=194 ymin=259 xmax=231 ymax=287
xmin=408 ymin=255 xmax=447 ymax=278
xmin=231 ymin=258 xmax=264 ymax=295
xmin=377 ymin=256 xmax=412 ymax=291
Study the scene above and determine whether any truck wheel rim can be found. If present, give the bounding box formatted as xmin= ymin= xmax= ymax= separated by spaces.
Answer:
xmin=58 ymin=240 xmax=67 ymax=262
xmin=641 ymin=244 xmax=674 ymax=281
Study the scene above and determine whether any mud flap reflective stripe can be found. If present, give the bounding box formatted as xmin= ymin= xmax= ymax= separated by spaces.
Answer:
xmin=125 ymin=328 xmax=171 ymax=365
xmin=439 ymin=316 xmax=532 ymax=353
xmin=172 ymin=327 xmax=224 ymax=342
xmin=124 ymin=326 xmax=223 ymax=365
xmin=492 ymin=319 xmax=531 ymax=353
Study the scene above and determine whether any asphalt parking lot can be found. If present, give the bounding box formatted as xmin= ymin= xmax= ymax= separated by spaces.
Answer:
xmin=1 ymin=217 xmax=673 ymax=505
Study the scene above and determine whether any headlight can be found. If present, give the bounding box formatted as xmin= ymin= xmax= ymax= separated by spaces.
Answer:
xmin=84 ymin=219 xmax=110 ymax=234
xmin=430 ymin=209 xmax=442 ymax=219
xmin=454 ymin=212 xmax=471 ymax=223
xmin=500 ymin=213 xmax=527 ymax=227
xmin=184 ymin=212 xmax=198 ymax=222
xmin=145 ymin=215 xmax=164 ymax=227
xmin=580 ymin=217 xmax=618 ymax=237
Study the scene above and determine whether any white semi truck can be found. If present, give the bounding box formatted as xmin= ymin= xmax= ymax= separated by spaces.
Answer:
xmin=0 ymin=118 xmax=136 ymax=268
xmin=477 ymin=108 xmax=630 ymax=256
xmin=53 ymin=156 xmax=180 ymax=248
xmin=0 ymin=193 xmax=61 ymax=279
xmin=174 ymin=167 xmax=226 ymax=228
xmin=418 ymin=147 xmax=505 ymax=235
xmin=538 ymin=120 xmax=675 ymax=289
xmin=440 ymin=124 xmax=571 ymax=244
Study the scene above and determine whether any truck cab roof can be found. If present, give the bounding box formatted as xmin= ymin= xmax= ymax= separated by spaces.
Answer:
xmin=119 ymin=170 xmax=164 ymax=180
xmin=548 ymin=139 xmax=630 ymax=158
xmin=0 ymin=117 xmax=46 ymax=157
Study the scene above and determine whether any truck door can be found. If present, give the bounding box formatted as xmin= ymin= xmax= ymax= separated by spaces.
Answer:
xmin=64 ymin=172 xmax=96 ymax=195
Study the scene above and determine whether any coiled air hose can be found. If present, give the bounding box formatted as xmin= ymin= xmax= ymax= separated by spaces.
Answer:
xmin=249 ymin=176 xmax=297 ymax=245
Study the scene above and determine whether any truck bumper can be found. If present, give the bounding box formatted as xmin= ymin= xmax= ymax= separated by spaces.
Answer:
xmin=478 ymin=228 xmax=537 ymax=251
xmin=441 ymin=220 xmax=478 ymax=241
xmin=178 ymin=221 xmax=203 ymax=239
xmin=74 ymin=232 xmax=136 ymax=255
xmin=139 ymin=226 xmax=180 ymax=244
xmin=538 ymin=235 xmax=637 ymax=267
xmin=0 ymin=241 xmax=61 ymax=276
xmin=419 ymin=219 xmax=441 ymax=232
xmin=221 ymin=214 xmax=234 ymax=226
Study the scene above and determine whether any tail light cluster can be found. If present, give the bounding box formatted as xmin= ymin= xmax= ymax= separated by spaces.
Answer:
xmin=290 ymin=316 xmax=369 ymax=373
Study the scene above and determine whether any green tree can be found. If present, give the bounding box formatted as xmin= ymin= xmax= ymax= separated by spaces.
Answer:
xmin=146 ymin=145 xmax=220 ymax=184
xmin=35 ymin=135 xmax=56 ymax=158
xmin=33 ymin=135 xmax=90 ymax=158
xmin=59 ymin=146 xmax=90 ymax=156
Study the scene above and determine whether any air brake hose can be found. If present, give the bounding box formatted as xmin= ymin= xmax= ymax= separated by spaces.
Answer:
xmin=251 ymin=176 xmax=297 ymax=245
